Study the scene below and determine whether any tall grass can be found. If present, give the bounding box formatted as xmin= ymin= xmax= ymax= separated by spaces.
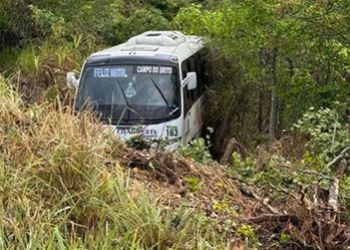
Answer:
xmin=0 ymin=75 xmax=228 ymax=249
xmin=0 ymin=34 xmax=103 ymax=103
xmin=16 ymin=35 xmax=98 ymax=77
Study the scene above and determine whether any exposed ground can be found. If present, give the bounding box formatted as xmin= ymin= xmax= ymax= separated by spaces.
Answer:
xmin=119 ymin=144 xmax=350 ymax=249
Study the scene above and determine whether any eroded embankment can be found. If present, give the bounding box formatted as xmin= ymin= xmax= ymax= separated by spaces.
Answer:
xmin=119 ymin=146 xmax=350 ymax=249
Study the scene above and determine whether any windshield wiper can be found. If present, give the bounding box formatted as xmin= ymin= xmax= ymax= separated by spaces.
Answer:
xmin=116 ymin=79 xmax=130 ymax=108
xmin=149 ymin=78 xmax=170 ymax=107
xmin=115 ymin=79 xmax=145 ymax=125
xmin=167 ymin=106 xmax=179 ymax=117
xmin=148 ymin=78 xmax=179 ymax=118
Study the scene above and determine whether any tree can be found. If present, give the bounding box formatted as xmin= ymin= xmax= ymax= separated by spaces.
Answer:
xmin=174 ymin=0 xmax=350 ymax=144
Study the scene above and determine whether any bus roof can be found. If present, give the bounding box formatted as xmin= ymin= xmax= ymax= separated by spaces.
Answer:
xmin=90 ymin=31 xmax=204 ymax=63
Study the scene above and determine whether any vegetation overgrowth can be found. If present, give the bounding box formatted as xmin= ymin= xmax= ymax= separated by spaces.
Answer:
xmin=0 ymin=76 xmax=235 ymax=249
xmin=1 ymin=0 xmax=350 ymax=249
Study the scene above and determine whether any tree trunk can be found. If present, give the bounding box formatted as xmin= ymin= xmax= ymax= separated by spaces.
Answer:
xmin=258 ymin=48 xmax=266 ymax=133
xmin=269 ymin=47 xmax=278 ymax=139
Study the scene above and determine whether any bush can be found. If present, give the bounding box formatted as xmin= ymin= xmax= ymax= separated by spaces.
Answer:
xmin=179 ymin=138 xmax=213 ymax=164
xmin=294 ymin=106 xmax=350 ymax=164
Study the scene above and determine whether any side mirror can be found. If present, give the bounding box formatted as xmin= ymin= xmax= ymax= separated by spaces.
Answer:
xmin=187 ymin=72 xmax=197 ymax=90
xmin=67 ymin=72 xmax=79 ymax=89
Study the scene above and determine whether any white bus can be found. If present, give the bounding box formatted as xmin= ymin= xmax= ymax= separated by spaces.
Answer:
xmin=67 ymin=31 xmax=208 ymax=150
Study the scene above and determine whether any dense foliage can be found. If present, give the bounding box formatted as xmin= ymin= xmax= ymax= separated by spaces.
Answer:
xmin=2 ymin=0 xmax=350 ymax=143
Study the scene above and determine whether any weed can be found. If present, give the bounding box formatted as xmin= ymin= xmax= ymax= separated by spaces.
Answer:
xmin=184 ymin=176 xmax=201 ymax=192
xmin=279 ymin=232 xmax=290 ymax=244
xmin=179 ymin=138 xmax=213 ymax=164
xmin=212 ymin=200 xmax=238 ymax=216
xmin=237 ymin=224 xmax=259 ymax=246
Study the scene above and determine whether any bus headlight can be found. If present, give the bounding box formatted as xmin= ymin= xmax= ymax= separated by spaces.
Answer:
xmin=165 ymin=137 xmax=181 ymax=145
xmin=164 ymin=137 xmax=182 ymax=151
xmin=149 ymin=138 xmax=182 ymax=152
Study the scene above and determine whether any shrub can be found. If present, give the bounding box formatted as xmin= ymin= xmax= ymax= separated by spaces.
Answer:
xmin=294 ymin=106 xmax=350 ymax=164
xmin=179 ymin=138 xmax=213 ymax=164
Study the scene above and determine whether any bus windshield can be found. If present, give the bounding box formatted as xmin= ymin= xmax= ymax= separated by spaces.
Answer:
xmin=75 ymin=64 xmax=180 ymax=125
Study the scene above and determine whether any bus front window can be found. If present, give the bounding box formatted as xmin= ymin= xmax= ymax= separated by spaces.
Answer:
xmin=75 ymin=64 xmax=180 ymax=125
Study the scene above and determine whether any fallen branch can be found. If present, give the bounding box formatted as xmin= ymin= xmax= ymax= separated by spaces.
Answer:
xmin=268 ymin=183 xmax=303 ymax=204
xmin=241 ymin=214 xmax=299 ymax=224
xmin=294 ymin=169 xmax=333 ymax=181
xmin=239 ymin=184 xmax=281 ymax=214
xmin=327 ymin=145 xmax=350 ymax=168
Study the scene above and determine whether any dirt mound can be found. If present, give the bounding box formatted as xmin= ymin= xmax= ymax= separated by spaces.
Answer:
xmin=119 ymin=148 xmax=251 ymax=215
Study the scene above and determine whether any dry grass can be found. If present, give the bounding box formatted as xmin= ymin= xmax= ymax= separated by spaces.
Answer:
xmin=0 ymin=75 xmax=239 ymax=249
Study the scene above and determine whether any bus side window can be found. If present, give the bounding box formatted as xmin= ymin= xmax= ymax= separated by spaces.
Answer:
xmin=199 ymin=49 xmax=210 ymax=89
xmin=189 ymin=57 xmax=198 ymax=101
xmin=182 ymin=53 xmax=202 ymax=114
xmin=182 ymin=60 xmax=189 ymax=80
xmin=182 ymin=58 xmax=194 ymax=113
xmin=195 ymin=53 xmax=204 ymax=96
xmin=182 ymin=59 xmax=191 ymax=113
